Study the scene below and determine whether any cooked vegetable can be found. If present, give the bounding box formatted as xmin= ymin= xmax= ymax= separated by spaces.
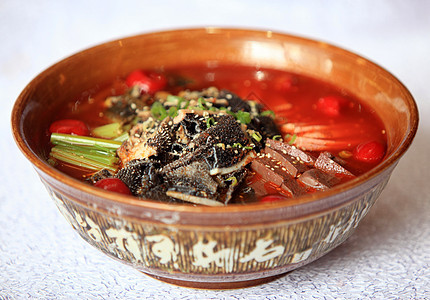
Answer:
xmin=49 ymin=133 xmax=122 ymax=172
xmin=353 ymin=140 xmax=385 ymax=163
xmin=125 ymin=70 xmax=167 ymax=94
xmin=92 ymin=122 xmax=123 ymax=139
xmin=94 ymin=178 xmax=132 ymax=195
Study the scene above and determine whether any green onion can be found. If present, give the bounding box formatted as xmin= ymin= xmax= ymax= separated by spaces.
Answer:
xmin=181 ymin=99 xmax=190 ymax=109
xmin=206 ymin=117 xmax=215 ymax=128
xmin=151 ymin=101 xmax=168 ymax=120
xmin=166 ymin=95 xmax=184 ymax=103
xmin=168 ymin=106 xmax=178 ymax=118
xmin=92 ymin=122 xmax=122 ymax=139
xmin=272 ymin=135 xmax=282 ymax=141
xmin=260 ymin=110 xmax=275 ymax=118
xmin=232 ymin=143 xmax=243 ymax=148
xmin=251 ymin=131 xmax=263 ymax=142
xmin=225 ymin=176 xmax=238 ymax=187
xmin=219 ymin=107 xmax=235 ymax=116
xmin=235 ymin=111 xmax=251 ymax=124
xmin=197 ymin=97 xmax=207 ymax=109
xmin=288 ymin=134 xmax=297 ymax=145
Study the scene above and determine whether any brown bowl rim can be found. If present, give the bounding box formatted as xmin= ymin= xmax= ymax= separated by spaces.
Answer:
xmin=11 ymin=27 xmax=419 ymax=218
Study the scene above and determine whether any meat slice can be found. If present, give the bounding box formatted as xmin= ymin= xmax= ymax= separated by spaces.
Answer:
xmin=264 ymin=147 xmax=310 ymax=178
xmin=251 ymin=139 xmax=355 ymax=198
xmin=280 ymin=177 xmax=306 ymax=197
xmin=297 ymin=169 xmax=340 ymax=191
xmin=314 ymin=151 xmax=355 ymax=178
xmin=265 ymin=139 xmax=316 ymax=165
xmin=251 ymin=156 xmax=293 ymax=187
xmin=251 ymin=155 xmax=306 ymax=197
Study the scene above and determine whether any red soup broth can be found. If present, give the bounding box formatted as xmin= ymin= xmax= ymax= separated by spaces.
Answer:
xmin=49 ymin=64 xmax=387 ymax=201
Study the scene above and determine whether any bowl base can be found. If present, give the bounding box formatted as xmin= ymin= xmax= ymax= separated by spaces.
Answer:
xmin=143 ymin=272 xmax=288 ymax=289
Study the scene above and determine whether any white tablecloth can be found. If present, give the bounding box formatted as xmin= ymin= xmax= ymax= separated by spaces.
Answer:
xmin=1 ymin=1 xmax=429 ymax=298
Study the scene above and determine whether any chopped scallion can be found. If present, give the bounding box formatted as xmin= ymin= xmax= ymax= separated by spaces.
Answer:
xmin=235 ymin=111 xmax=251 ymax=124
xmin=197 ymin=97 xmax=207 ymax=109
xmin=225 ymin=176 xmax=238 ymax=187
xmin=288 ymin=134 xmax=297 ymax=145
xmin=260 ymin=110 xmax=275 ymax=118
xmin=151 ymin=101 xmax=168 ymax=120
xmin=168 ymin=106 xmax=178 ymax=118
xmin=251 ymin=131 xmax=262 ymax=142
xmin=206 ymin=117 xmax=215 ymax=128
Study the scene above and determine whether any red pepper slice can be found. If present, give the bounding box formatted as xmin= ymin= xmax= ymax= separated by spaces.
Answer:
xmin=316 ymin=95 xmax=347 ymax=117
xmin=49 ymin=119 xmax=89 ymax=136
xmin=94 ymin=178 xmax=132 ymax=195
xmin=274 ymin=74 xmax=298 ymax=92
xmin=125 ymin=70 xmax=167 ymax=94
xmin=353 ymin=140 xmax=385 ymax=163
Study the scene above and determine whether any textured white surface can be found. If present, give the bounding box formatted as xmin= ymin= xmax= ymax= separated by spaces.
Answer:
xmin=1 ymin=1 xmax=429 ymax=298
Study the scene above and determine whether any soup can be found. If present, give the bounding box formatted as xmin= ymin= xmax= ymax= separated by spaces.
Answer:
xmin=47 ymin=64 xmax=387 ymax=205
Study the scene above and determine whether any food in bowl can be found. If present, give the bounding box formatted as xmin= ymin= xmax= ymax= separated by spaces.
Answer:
xmin=47 ymin=65 xmax=387 ymax=206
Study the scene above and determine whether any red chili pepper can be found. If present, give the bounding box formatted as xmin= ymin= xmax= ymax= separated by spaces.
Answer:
xmin=260 ymin=194 xmax=288 ymax=203
xmin=125 ymin=70 xmax=167 ymax=94
xmin=274 ymin=74 xmax=298 ymax=92
xmin=49 ymin=119 xmax=89 ymax=136
xmin=316 ymin=95 xmax=347 ymax=117
xmin=353 ymin=140 xmax=385 ymax=163
xmin=94 ymin=178 xmax=132 ymax=195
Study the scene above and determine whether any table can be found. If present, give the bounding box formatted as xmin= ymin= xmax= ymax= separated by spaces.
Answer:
xmin=1 ymin=1 xmax=429 ymax=298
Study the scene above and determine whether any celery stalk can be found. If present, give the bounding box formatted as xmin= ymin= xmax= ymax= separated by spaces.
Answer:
xmin=50 ymin=149 xmax=118 ymax=172
xmin=49 ymin=133 xmax=123 ymax=172
xmin=51 ymin=146 xmax=118 ymax=165
xmin=50 ymin=133 xmax=122 ymax=149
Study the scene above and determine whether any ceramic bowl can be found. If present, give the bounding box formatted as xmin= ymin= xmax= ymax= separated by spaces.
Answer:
xmin=11 ymin=28 xmax=418 ymax=289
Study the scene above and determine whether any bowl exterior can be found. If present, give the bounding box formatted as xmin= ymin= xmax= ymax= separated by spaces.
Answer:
xmin=37 ymin=165 xmax=391 ymax=287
